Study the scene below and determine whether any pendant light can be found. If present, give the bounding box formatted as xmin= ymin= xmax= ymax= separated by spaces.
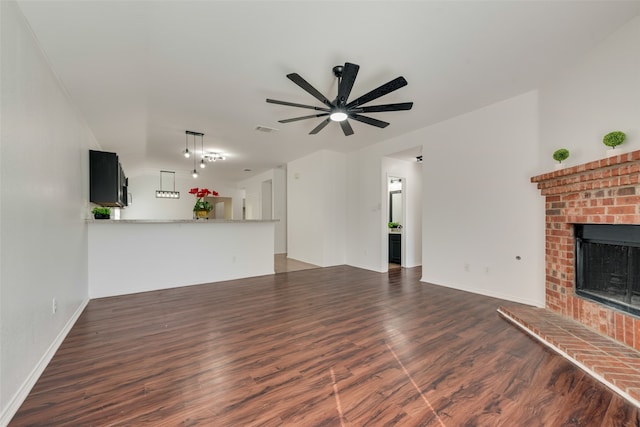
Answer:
xmin=185 ymin=130 xmax=204 ymax=178
xmin=183 ymin=132 xmax=190 ymax=158
xmin=199 ymin=133 xmax=206 ymax=169
xmin=155 ymin=170 xmax=180 ymax=198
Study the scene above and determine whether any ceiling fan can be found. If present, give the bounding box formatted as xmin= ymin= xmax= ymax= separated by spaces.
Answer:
xmin=266 ymin=62 xmax=413 ymax=136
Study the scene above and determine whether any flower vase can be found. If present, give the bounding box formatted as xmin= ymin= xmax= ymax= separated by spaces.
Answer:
xmin=195 ymin=210 xmax=209 ymax=219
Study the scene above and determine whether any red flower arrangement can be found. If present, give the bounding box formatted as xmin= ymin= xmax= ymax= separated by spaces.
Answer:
xmin=189 ymin=187 xmax=219 ymax=212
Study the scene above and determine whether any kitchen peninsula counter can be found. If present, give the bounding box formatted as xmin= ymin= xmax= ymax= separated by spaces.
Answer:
xmin=88 ymin=219 xmax=277 ymax=298
xmin=87 ymin=219 xmax=277 ymax=223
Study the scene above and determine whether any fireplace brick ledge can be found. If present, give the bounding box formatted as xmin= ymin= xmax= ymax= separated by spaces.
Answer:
xmin=532 ymin=149 xmax=640 ymax=185
xmin=499 ymin=305 xmax=640 ymax=408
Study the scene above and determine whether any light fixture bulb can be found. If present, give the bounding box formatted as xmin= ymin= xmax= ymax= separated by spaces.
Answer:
xmin=192 ymin=169 xmax=198 ymax=178
xmin=200 ymin=159 xmax=206 ymax=168
xmin=183 ymin=149 xmax=190 ymax=158
xmin=330 ymin=111 xmax=348 ymax=122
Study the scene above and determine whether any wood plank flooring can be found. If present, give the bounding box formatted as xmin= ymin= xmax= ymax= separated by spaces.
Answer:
xmin=10 ymin=266 xmax=640 ymax=426
xmin=274 ymin=254 xmax=319 ymax=274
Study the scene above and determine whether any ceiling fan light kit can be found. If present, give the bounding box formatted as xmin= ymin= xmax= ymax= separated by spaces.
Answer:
xmin=266 ymin=62 xmax=413 ymax=136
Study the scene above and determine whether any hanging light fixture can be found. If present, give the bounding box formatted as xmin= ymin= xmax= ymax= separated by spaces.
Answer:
xmin=183 ymin=132 xmax=190 ymax=158
xmin=199 ymin=133 xmax=206 ymax=169
xmin=185 ymin=130 xmax=204 ymax=178
xmin=155 ymin=170 xmax=180 ymax=198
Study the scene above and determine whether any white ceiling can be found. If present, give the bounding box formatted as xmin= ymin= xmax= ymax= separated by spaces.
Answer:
xmin=17 ymin=1 xmax=640 ymax=182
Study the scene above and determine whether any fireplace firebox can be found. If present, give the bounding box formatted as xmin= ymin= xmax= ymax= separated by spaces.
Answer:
xmin=575 ymin=224 xmax=640 ymax=317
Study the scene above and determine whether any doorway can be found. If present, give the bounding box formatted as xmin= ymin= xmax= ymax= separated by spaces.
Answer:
xmin=388 ymin=177 xmax=404 ymax=269
xmin=383 ymin=146 xmax=423 ymax=271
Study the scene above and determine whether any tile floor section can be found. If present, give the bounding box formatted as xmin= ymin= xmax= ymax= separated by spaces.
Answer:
xmin=498 ymin=305 xmax=640 ymax=408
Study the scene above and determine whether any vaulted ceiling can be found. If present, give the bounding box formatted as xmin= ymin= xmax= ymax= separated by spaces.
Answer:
xmin=17 ymin=1 xmax=640 ymax=182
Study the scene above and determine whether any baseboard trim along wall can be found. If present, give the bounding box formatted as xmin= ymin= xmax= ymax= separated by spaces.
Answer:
xmin=0 ymin=298 xmax=89 ymax=427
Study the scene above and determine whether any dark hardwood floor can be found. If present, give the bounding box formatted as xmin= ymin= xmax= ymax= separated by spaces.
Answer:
xmin=10 ymin=266 xmax=640 ymax=426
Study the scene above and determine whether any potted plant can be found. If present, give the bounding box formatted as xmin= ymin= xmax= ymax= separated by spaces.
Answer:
xmin=603 ymin=131 xmax=626 ymax=157
xmin=553 ymin=148 xmax=570 ymax=170
xmin=388 ymin=222 xmax=400 ymax=230
xmin=92 ymin=207 xmax=111 ymax=219
xmin=189 ymin=187 xmax=219 ymax=219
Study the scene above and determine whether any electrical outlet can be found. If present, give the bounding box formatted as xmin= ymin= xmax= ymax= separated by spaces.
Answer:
xmin=464 ymin=263 xmax=470 ymax=272
xmin=485 ymin=266 xmax=490 ymax=274
xmin=52 ymin=298 xmax=57 ymax=314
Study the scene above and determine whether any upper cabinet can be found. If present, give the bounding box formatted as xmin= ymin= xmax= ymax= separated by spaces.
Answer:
xmin=90 ymin=150 xmax=128 ymax=207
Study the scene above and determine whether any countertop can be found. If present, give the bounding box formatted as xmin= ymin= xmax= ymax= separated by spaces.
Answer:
xmin=87 ymin=219 xmax=279 ymax=224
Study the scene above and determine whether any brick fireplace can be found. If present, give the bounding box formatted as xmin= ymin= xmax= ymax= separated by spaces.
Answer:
xmin=531 ymin=149 xmax=640 ymax=351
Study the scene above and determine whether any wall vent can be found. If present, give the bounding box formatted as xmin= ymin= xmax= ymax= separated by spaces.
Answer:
xmin=255 ymin=126 xmax=278 ymax=133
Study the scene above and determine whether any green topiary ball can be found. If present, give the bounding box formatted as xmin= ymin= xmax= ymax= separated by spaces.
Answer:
xmin=603 ymin=131 xmax=626 ymax=148
xmin=553 ymin=148 xmax=570 ymax=163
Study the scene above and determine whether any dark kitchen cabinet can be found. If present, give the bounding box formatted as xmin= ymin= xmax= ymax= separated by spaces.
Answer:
xmin=90 ymin=150 xmax=128 ymax=207
xmin=389 ymin=233 xmax=401 ymax=264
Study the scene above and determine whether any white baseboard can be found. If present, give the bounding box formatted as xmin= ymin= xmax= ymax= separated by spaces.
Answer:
xmin=0 ymin=298 xmax=89 ymax=427
xmin=419 ymin=277 xmax=544 ymax=308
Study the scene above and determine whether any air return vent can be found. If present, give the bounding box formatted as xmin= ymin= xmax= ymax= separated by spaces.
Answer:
xmin=255 ymin=126 xmax=278 ymax=133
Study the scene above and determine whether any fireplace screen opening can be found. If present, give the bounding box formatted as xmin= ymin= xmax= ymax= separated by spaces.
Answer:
xmin=575 ymin=224 xmax=640 ymax=317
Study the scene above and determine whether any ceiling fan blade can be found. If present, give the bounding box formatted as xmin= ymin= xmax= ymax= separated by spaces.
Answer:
xmin=337 ymin=62 xmax=359 ymax=107
xmin=287 ymin=73 xmax=333 ymax=108
xmin=340 ymin=120 xmax=354 ymax=136
xmin=309 ymin=118 xmax=331 ymax=134
xmin=355 ymin=102 xmax=413 ymax=113
xmin=278 ymin=113 xmax=329 ymax=123
xmin=266 ymin=99 xmax=331 ymax=112
xmin=349 ymin=114 xmax=390 ymax=128
xmin=346 ymin=76 xmax=408 ymax=108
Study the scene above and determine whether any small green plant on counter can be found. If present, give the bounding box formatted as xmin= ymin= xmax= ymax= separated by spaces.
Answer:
xmin=603 ymin=131 xmax=626 ymax=149
xmin=91 ymin=207 xmax=111 ymax=218
xmin=388 ymin=222 xmax=400 ymax=229
xmin=552 ymin=148 xmax=570 ymax=163
xmin=92 ymin=207 xmax=111 ymax=215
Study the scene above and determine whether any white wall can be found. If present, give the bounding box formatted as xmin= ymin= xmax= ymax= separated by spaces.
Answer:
xmin=1 ymin=1 xmax=94 ymax=422
xmin=288 ymin=150 xmax=346 ymax=266
xmin=120 ymin=170 xmax=244 ymax=220
xmin=420 ymin=92 xmax=545 ymax=306
xmin=346 ymin=150 xmax=384 ymax=271
xmin=539 ymin=15 xmax=640 ymax=170
xmin=237 ymin=168 xmax=287 ymax=254
xmin=346 ymin=92 xmax=545 ymax=306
